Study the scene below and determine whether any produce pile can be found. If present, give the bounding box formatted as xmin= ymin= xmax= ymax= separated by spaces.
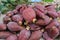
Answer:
xmin=0 ymin=4 xmax=60 ymax=40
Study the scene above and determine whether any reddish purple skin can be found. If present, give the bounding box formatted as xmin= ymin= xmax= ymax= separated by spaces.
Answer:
xmin=43 ymin=32 xmax=53 ymax=40
xmin=22 ymin=7 xmax=36 ymax=23
xmin=19 ymin=26 xmax=25 ymax=31
xmin=6 ymin=35 xmax=17 ymax=40
xmin=47 ymin=11 xmax=58 ymax=18
xmin=56 ymin=22 xmax=60 ymax=35
xmin=0 ymin=31 xmax=12 ymax=39
xmin=20 ymin=4 xmax=27 ymax=14
xmin=52 ymin=19 xmax=60 ymax=35
xmin=0 ymin=23 xmax=6 ymax=30
xmin=36 ymin=16 xmax=51 ymax=25
xmin=45 ymin=5 xmax=58 ymax=18
xmin=29 ymin=24 xmax=40 ymax=31
xmin=6 ymin=11 xmax=14 ymax=17
xmin=16 ymin=4 xmax=27 ymax=14
xmin=46 ymin=20 xmax=56 ymax=29
xmin=17 ymin=33 xmax=20 ymax=38
xmin=42 ymin=15 xmax=51 ymax=25
xmin=58 ymin=26 xmax=60 ymax=35
xmin=45 ymin=19 xmax=59 ymax=39
xmin=12 ymin=14 xmax=23 ymax=22
xmin=16 ymin=5 xmax=21 ymax=11
xmin=29 ymin=30 xmax=43 ymax=40
xmin=19 ymin=6 xmax=25 ymax=14
xmin=45 ymin=5 xmax=56 ymax=11
xmin=35 ymin=4 xmax=45 ymax=13
xmin=3 ymin=16 xmax=11 ymax=24
xmin=36 ymin=19 xmax=45 ymax=25
xmin=57 ymin=22 xmax=60 ymax=35
xmin=34 ymin=8 xmax=46 ymax=18
xmin=46 ymin=27 xmax=59 ymax=39
xmin=53 ymin=19 xmax=60 ymax=26
xmin=46 ymin=19 xmax=59 ymax=29
xmin=12 ymin=9 xmax=18 ymax=14
xmin=7 ymin=22 xmax=20 ymax=31
xmin=58 ymin=11 xmax=60 ymax=17
xmin=18 ymin=29 xmax=30 ymax=40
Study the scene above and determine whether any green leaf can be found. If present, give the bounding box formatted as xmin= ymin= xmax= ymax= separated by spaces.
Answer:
xmin=1 ymin=0 xmax=7 ymax=2
xmin=6 ymin=4 xmax=15 ymax=10
xmin=0 ymin=4 xmax=4 ymax=11
xmin=0 ymin=0 xmax=31 ymax=14
xmin=10 ymin=0 xmax=16 ymax=2
xmin=8 ymin=0 xmax=18 ymax=6
xmin=1 ymin=6 xmax=8 ymax=14
xmin=20 ymin=0 xmax=26 ymax=4
xmin=43 ymin=0 xmax=53 ymax=2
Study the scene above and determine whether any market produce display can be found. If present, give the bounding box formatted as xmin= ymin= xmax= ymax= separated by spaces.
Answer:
xmin=0 ymin=4 xmax=60 ymax=40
